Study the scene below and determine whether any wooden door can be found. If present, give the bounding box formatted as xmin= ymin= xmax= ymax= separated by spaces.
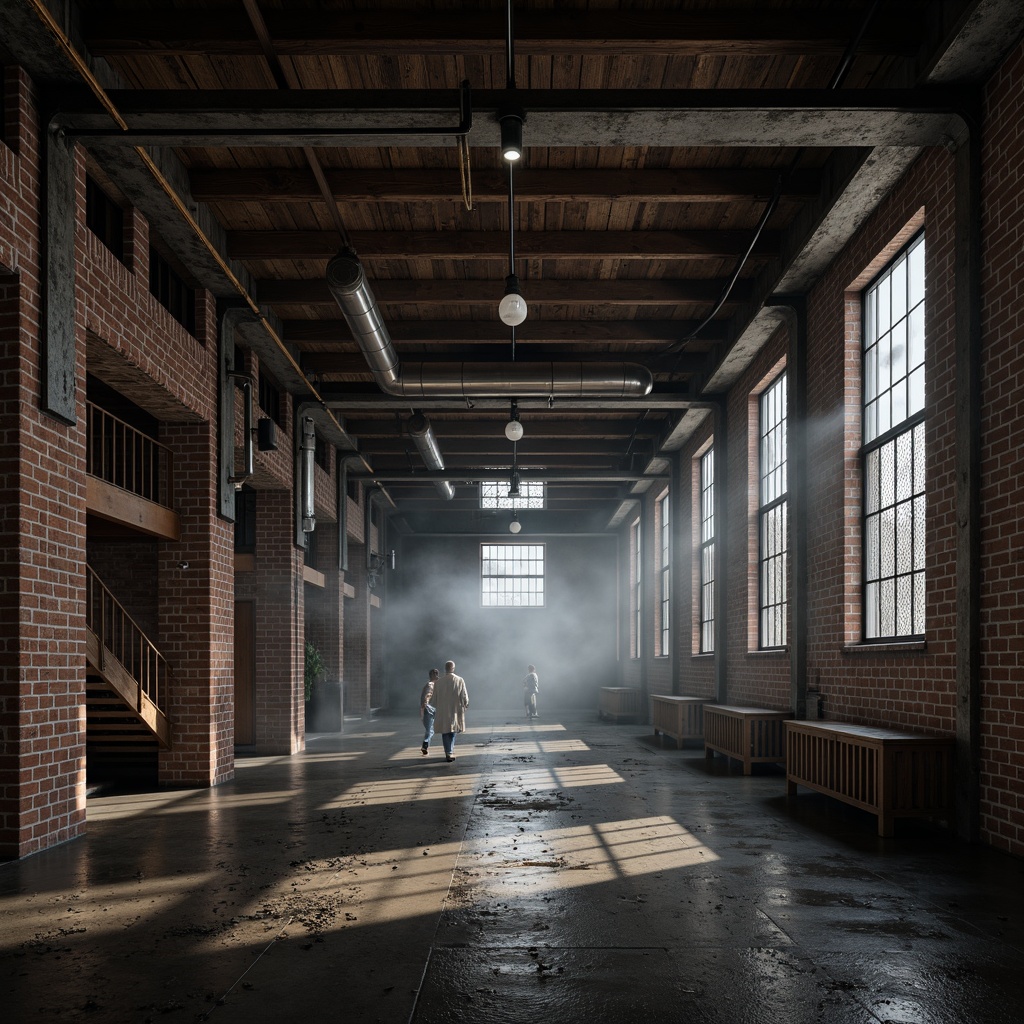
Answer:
xmin=234 ymin=600 xmax=255 ymax=746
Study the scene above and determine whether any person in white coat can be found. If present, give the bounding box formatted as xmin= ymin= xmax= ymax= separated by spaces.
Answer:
xmin=432 ymin=660 xmax=469 ymax=762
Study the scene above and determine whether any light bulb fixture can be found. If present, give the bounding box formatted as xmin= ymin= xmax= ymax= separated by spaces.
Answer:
xmin=509 ymin=512 xmax=522 ymax=534
xmin=498 ymin=273 xmax=527 ymax=327
xmin=504 ymin=398 xmax=524 ymax=441
xmin=500 ymin=111 xmax=523 ymax=162
xmin=508 ymin=468 xmax=521 ymax=497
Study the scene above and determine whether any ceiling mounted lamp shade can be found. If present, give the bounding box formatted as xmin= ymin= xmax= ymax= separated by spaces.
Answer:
xmin=498 ymin=273 xmax=527 ymax=327
xmin=504 ymin=398 xmax=524 ymax=441
xmin=500 ymin=111 xmax=523 ymax=163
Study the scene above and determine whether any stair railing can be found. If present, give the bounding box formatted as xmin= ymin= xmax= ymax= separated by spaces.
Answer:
xmin=87 ymin=402 xmax=174 ymax=508
xmin=86 ymin=567 xmax=169 ymax=715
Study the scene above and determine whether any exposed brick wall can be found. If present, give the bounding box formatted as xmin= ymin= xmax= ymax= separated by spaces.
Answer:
xmin=979 ymin=37 xmax=1024 ymax=856
xmin=87 ymin=540 xmax=159 ymax=640
xmin=803 ymin=149 xmax=956 ymax=733
xmin=158 ymin=421 xmax=235 ymax=785
xmin=0 ymin=68 xmax=87 ymax=857
xmin=253 ymin=489 xmax=304 ymax=754
xmin=724 ymin=338 xmax=791 ymax=709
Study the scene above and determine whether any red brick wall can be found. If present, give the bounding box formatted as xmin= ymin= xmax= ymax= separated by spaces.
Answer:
xmin=724 ymin=337 xmax=791 ymax=708
xmin=253 ymin=489 xmax=304 ymax=754
xmin=803 ymin=149 xmax=956 ymax=732
xmin=979 ymin=38 xmax=1024 ymax=856
xmin=0 ymin=69 xmax=87 ymax=857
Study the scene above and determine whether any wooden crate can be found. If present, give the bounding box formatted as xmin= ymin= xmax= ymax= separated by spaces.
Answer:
xmin=651 ymin=695 xmax=707 ymax=746
xmin=598 ymin=687 xmax=642 ymax=721
xmin=784 ymin=720 xmax=955 ymax=837
xmin=704 ymin=704 xmax=792 ymax=774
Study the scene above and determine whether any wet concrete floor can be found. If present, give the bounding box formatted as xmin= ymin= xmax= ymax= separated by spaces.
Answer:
xmin=2 ymin=710 xmax=1023 ymax=1024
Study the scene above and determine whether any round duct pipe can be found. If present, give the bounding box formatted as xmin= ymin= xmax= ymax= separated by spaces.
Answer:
xmin=325 ymin=250 xmax=653 ymax=398
xmin=406 ymin=413 xmax=456 ymax=501
xmin=326 ymin=249 xmax=401 ymax=388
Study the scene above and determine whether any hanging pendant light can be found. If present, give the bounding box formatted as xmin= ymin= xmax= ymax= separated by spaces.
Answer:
xmin=497 ymin=0 xmax=527 ymax=328
xmin=504 ymin=398 xmax=524 ymax=441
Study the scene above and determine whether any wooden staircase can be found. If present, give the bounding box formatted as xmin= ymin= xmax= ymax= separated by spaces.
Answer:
xmin=86 ymin=567 xmax=172 ymax=751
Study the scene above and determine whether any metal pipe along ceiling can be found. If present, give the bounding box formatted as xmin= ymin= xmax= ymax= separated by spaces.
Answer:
xmin=406 ymin=413 xmax=456 ymax=501
xmin=325 ymin=250 xmax=654 ymax=398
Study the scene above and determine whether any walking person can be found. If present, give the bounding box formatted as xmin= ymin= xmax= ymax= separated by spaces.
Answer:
xmin=420 ymin=667 xmax=439 ymax=755
xmin=432 ymin=660 xmax=469 ymax=762
xmin=523 ymin=664 xmax=540 ymax=719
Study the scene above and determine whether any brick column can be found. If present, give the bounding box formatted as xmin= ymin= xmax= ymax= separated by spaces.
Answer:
xmin=0 ymin=274 xmax=88 ymax=857
xmin=158 ymin=421 xmax=235 ymax=786
xmin=343 ymin=545 xmax=371 ymax=715
xmin=254 ymin=490 xmax=305 ymax=753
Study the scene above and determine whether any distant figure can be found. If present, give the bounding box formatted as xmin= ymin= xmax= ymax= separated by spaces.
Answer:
xmin=433 ymin=660 xmax=469 ymax=762
xmin=420 ymin=667 xmax=439 ymax=755
xmin=523 ymin=664 xmax=539 ymax=719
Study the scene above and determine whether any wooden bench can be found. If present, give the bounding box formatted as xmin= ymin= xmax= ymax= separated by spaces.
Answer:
xmin=784 ymin=720 xmax=955 ymax=837
xmin=651 ymin=695 xmax=707 ymax=747
xmin=598 ymin=687 xmax=642 ymax=721
xmin=704 ymin=704 xmax=792 ymax=775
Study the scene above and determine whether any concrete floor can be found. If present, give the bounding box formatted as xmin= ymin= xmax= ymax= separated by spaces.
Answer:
xmin=2 ymin=710 xmax=1024 ymax=1024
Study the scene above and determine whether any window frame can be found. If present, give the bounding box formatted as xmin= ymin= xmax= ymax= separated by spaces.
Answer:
xmin=758 ymin=371 xmax=788 ymax=650
xmin=656 ymin=491 xmax=670 ymax=657
xmin=861 ymin=231 xmax=926 ymax=642
xmin=699 ymin=447 xmax=716 ymax=654
xmin=479 ymin=480 xmax=545 ymax=510
xmin=630 ymin=517 xmax=641 ymax=659
xmin=480 ymin=542 xmax=546 ymax=608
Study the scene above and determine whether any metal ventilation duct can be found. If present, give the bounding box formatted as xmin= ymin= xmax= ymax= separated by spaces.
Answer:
xmin=406 ymin=413 xmax=455 ymax=501
xmin=326 ymin=250 xmax=654 ymax=398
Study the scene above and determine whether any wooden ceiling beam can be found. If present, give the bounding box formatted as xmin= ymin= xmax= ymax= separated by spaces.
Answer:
xmin=228 ymin=229 xmax=780 ymax=260
xmin=190 ymin=167 xmax=819 ymax=204
xmin=262 ymin=278 xmax=752 ymax=306
xmin=85 ymin=11 xmax=917 ymax=58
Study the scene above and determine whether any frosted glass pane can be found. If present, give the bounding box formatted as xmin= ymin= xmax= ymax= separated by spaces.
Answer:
xmin=896 ymin=502 xmax=913 ymax=573
xmin=896 ymin=430 xmax=914 ymax=502
xmin=880 ymin=441 xmax=895 ymax=508
xmin=880 ymin=507 xmax=895 ymax=576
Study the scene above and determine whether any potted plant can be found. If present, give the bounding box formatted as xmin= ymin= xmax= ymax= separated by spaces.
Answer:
xmin=304 ymin=640 xmax=342 ymax=732
xmin=304 ymin=639 xmax=325 ymax=703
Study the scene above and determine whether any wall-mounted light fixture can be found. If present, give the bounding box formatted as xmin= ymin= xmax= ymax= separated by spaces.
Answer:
xmin=300 ymin=416 xmax=316 ymax=533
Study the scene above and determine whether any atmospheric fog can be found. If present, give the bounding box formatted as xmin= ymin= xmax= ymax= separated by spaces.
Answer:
xmin=382 ymin=534 xmax=619 ymax=714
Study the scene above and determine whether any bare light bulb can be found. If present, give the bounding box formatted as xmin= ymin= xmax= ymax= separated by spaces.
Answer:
xmin=505 ymin=418 xmax=524 ymax=442
xmin=498 ymin=290 xmax=527 ymax=327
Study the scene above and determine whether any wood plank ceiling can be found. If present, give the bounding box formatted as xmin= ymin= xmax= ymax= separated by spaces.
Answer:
xmin=60 ymin=0 xmax=956 ymax=532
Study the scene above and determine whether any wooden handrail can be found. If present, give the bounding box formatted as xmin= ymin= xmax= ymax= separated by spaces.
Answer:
xmin=86 ymin=566 xmax=169 ymax=714
xmin=86 ymin=402 xmax=174 ymax=507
